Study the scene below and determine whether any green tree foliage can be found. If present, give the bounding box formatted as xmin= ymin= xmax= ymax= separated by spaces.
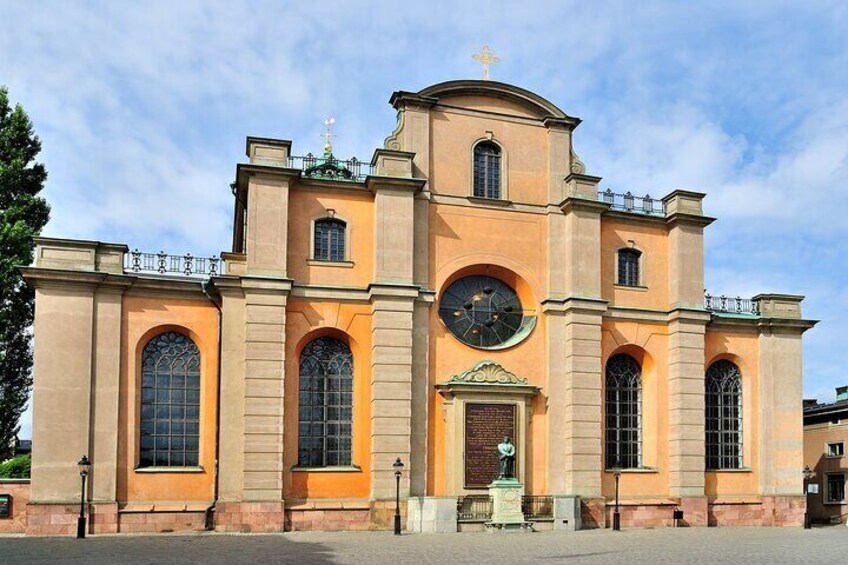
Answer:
xmin=0 ymin=87 xmax=49 ymax=460
xmin=0 ymin=453 xmax=30 ymax=478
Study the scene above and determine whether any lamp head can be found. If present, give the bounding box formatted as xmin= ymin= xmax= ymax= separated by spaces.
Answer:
xmin=78 ymin=455 xmax=91 ymax=477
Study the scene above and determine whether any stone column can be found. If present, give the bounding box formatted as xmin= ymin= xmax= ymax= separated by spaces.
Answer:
xmin=756 ymin=294 xmax=817 ymax=526
xmin=546 ymin=177 xmax=608 ymax=526
xmin=245 ymin=171 xmax=294 ymax=278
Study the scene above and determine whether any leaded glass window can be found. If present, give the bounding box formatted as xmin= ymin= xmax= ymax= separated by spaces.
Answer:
xmin=298 ymin=337 xmax=353 ymax=467
xmin=705 ymin=360 xmax=743 ymax=470
xmin=140 ymin=332 xmax=201 ymax=467
xmin=473 ymin=142 xmax=501 ymax=199
xmin=617 ymin=248 xmax=641 ymax=287
xmin=605 ymin=354 xmax=642 ymax=469
xmin=314 ymin=218 xmax=346 ymax=262
xmin=438 ymin=275 xmax=523 ymax=349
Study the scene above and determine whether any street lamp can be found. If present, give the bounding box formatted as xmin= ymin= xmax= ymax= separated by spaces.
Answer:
xmin=803 ymin=465 xmax=813 ymax=530
xmin=393 ymin=457 xmax=404 ymax=535
xmin=77 ymin=455 xmax=91 ymax=539
xmin=612 ymin=457 xmax=622 ymax=531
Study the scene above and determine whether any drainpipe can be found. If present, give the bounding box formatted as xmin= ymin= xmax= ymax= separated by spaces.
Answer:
xmin=202 ymin=278 xmax=223 ymax=531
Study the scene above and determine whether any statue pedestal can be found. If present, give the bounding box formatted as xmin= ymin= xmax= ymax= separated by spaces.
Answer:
xmin=485 ymin=478 xmax=533 ymax=532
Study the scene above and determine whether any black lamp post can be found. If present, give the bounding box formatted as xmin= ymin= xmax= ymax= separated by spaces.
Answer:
xmin=393 ymin=457 xmax=404 ymax=535
xmin=77 ymin=455 xmax=91 ymax=539
xmin=803 ymin=465 xmax=813 ymax=529
xmin=612 ymin=457 xmax=621 ymax=531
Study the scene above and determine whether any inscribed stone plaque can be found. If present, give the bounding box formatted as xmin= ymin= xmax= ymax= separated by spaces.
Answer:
xmin=464 ymin=403 xmax=516 ymax=488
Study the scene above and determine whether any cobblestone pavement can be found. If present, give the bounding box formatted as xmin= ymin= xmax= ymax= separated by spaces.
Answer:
xmin=2 ymin=527 xmax=847 ymax=565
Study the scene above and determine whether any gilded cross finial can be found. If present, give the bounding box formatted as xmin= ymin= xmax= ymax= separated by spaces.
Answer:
xmin=322 ymin=117 xmax=336 ymax=156
xmin=472 ymin=45 xmax=500 ymax=80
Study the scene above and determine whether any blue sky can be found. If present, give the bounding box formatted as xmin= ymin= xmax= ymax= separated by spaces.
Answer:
xmin=2 ymin=1 xmax=846 ymax=438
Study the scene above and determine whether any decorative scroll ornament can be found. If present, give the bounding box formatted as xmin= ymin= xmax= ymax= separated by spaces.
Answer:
xmin=570 ymin=146 xmax=586 ymax=174
xmin=447 ymin=361 xmax=527 ymax=385
xmin=383 ymin=111 xmax=405 ymax=150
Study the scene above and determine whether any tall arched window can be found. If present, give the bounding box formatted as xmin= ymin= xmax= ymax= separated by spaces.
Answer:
xmin=314 ymin=218 xmax=346 ymax=262
xmin=298 ymin=336 xmax=353 ymax=467
xmin=473 ymin=141 xmax=502 ymax=199
xmin=705 ymin=360 xmax=743 ymax=470
xmin=605 ymin=354 xmax=642 ymax=469
xmin=617 ymin=248 xmax=641 ymax=287
xmin=140 ymin=332 xmax=201 ymax=467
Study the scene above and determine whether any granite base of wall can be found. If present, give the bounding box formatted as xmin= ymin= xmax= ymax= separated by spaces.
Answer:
xmin=0 ymin=480 xmax=30 ymax=534
xmin=604 ymin=501 xmax=677 ymax=528
xmin=580 ymin=498 xmax=606 ymax=529
xmin=214 ymin=501 xmax=285 ymax=533
xmin=26 ymin=502 xmax=118 ymax=535
xmin=118 ymin=509 xmax=206 ymax=533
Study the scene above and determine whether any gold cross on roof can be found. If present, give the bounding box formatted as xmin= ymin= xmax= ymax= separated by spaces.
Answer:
xmin=472 ymin=45 xmax=500 ymax=80
xmin=322 ymin=117 xmax=336 ymax=155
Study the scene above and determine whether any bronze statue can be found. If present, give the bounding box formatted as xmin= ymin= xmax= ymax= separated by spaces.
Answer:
xmin=497 ymin=435 xmax=516 ymax=479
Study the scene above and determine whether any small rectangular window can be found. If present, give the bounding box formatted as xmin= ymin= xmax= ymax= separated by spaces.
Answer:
xmin=827 ymin=442 xmax=844 ymax=457
xmin=826 ymin=473 xmax=845 ymax=503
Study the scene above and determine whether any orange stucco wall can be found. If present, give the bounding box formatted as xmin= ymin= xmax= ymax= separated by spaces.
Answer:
xmin=428 ymin=202 xmax=549 ymax=496
xmin=283 ymin=299 xmax=372 ymax=500
xmin=287 ymin=187 xmax=374 ymax=287
xmin=804 ymin=421 xmax=848 ymax=522
xmin=601 ymin=321 xmax=670 ymax=498
xmin=704 ymin=328 xmax=760 ymax=497
xmin=117 ymin=296 xmax=219 ymax=504
xmin=429 ymin=107 xmax=550 ymax=205
xmin=601 ymin=217 xmax=669 ymax=310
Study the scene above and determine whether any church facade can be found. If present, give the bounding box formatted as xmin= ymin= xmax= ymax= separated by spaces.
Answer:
xmin=20 ymin=80 xmax=817 ymax=534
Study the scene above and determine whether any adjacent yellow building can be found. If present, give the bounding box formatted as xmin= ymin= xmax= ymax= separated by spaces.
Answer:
xmin=19 ymin=79 xmax=817 ymax=534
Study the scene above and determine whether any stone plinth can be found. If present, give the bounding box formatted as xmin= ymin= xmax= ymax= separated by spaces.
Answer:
xmin=407 ymin=497 xmax=457 ymax=533
xmin=486 ymin=479 xmax=532 ymax=532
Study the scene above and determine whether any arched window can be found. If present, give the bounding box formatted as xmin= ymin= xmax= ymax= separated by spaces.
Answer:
xmin=140 ymin=332 xmax=201 ymax=467
xmin=473 ymin=141 xmax=502 ymax=199
xmin=314 ymin=218 xmax=346 ymax=262
xmin=605 ymin=354 xmax=642 ymax=469
xmin=298 ymin=336 xmax=353 ymax=467
xmin=705 ymin=360 xmax=743 ymax=470
xmin=617 ymin=248 xmax=641 ymax=287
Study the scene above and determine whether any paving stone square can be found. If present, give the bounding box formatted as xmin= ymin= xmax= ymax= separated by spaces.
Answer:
xmin=1 ymin=527 xmax=847 ymax=564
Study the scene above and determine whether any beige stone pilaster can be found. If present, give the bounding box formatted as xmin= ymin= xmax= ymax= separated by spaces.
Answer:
xmin=663 ymin=191 xmax=714 ymax=309
xmin=369 ymin=285 xmax=418 ymax=500
xmin=558 ymin=178 xmax=608 ymax=299
xmin=386 ymin=93 xmax=434 ymax=180
xmin=246 ymin=137 xmax=291 ymax=167
xmin=89 ymin=288 xmax=125 ymax=503
xmin=25 ymin=238 xmax=129 ymax=503
xmin=245 ymin=172 xmax=295 ymax=278
xmin=409 ymin=294 xmax=433 ymax=496
xmin=545 ymin=126 xmax=571 ymax=203
xmin=240 ymin=277 xmax=291 ymax=501
xmin=667 ymin=310 xmax=711 ymax=497
xmin=545 ymin=299 xmax=606 ymax=497
xmin=756 ymin=295 xmax=817 ymax=496
xmin=214 ymin=278 xmax=247 ymax=502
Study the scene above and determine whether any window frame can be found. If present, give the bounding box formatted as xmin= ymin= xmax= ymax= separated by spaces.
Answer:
xmin=826 ymin=441 xmax=845 ymax=458
xmin=705 ymin=359 xmax=744 ymax=471
xmin=615 ymin=247 xmax=643 ymax=288
xmin=310 ymin=216 xmax=350 ymax=264
xmin=296 ymin=336 xmax=355 ymax=469
xmin=605 ymin=353 xmax=643 ymax=470
xmin=825 ymin=472 xmax=846 ymax=504
xmin=470 ymin=138 xmax=508 ymax=201
xmin=137 ymin=330 xmax=202 ymax=470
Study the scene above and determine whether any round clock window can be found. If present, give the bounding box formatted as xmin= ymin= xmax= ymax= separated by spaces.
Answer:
xmin=438 ymin=275 xmax=531 ymax=349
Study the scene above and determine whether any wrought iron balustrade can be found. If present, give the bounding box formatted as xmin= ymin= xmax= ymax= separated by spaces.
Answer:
xmin=521 ymin=495 xmax=554 ymax=520
xmin=288 ymin=153 xmax=373 ymax=182
xmin=599 ymin=189 xmax=666 ymax=216
xmin=704 ymin=293 xmax=759 ymax=315
xmin=456 ymin=495 xmax=493 ymax=522
xmin=126 ymin=249 xmax=221 ymax=277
